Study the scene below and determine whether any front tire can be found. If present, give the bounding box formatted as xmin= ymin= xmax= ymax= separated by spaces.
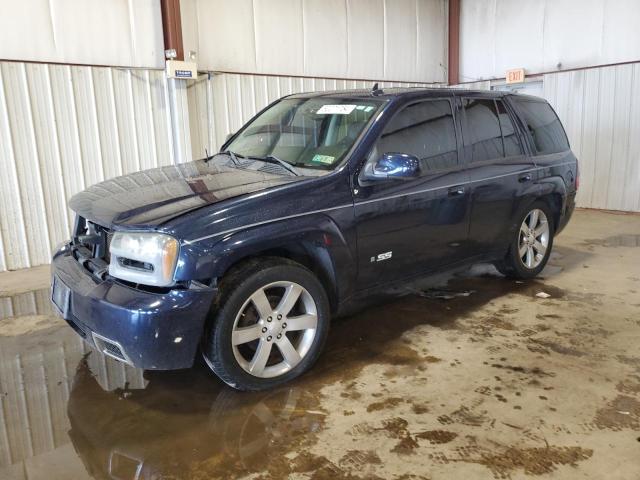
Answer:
xmin=203 ymin=258 xmax=330 ymax=391
xmin=495 ymin=201 xmax=555 ymax=279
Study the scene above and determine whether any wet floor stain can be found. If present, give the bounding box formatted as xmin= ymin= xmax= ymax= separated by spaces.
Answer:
xmin=584 ymin=234 xmax=640 ymax=248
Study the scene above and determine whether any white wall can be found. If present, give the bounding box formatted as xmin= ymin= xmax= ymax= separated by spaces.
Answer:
xmin=544 ymin=63 xmax=640 ymax=212
xmin=460 ymin=0 xmax=640 ymax=81
xmin=0 ymin=62 xmax=176 ymax=272
xmin=0 ymin=0 xmax=165 ymax=68
xmin=181 ymin=0 xmax=448 ymax=83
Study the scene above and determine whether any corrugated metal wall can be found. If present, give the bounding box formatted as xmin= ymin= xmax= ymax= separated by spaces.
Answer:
xmin=0 ymin=61 xmax=175 ymax=272
xmin=544 ymin=63 xmax=640 ymax=212
xmin=187 ymin=71 xmax=437 ymax=157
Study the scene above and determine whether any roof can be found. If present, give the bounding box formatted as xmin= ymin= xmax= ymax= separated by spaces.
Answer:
xmin=288 ymin=86 xmax=513 ymax=100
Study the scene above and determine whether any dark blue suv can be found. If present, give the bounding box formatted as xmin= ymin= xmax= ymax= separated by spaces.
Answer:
xmin=51 ymin=87 xmax=577 ymax=390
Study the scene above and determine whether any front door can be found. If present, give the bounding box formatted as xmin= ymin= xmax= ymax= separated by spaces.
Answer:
xmin=353 ymin=98 xmax=471 ymax=290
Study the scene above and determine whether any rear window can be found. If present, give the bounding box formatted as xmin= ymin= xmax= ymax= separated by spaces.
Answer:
xmin=512 ymin=98 xmax=569 ymax=155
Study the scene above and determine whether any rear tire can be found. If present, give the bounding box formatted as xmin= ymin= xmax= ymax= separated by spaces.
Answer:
xmin=203 ymin=258 xmax=330 ymax=391
xmin=494 ymin=201 xmax=555 ymax=279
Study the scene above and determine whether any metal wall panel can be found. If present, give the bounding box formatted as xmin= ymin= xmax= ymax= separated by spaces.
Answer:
xmin=181 ymin=0 xmax=448 ymax=83
xmin=187 ymin=71 xmax=434 ymax=157
xmin=544 ymin=63 xmax=640 ymax=212
xmin=0 ymin=62 xmax=174 ymax=272
xmin=460 ymin=0 xmax=640 ymax=81
xmin=0 ymin=0 xmax=164 ymax=68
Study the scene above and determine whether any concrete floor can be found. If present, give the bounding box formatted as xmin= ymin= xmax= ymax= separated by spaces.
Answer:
xmin=0 ymin=209 xmax=639 ymax=480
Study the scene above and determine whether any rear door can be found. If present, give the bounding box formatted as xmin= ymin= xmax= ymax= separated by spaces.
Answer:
xmin=353 ymin=98 xmax=471 ymax=290
xmin=458 ymin=94 xmax=538 ymax=256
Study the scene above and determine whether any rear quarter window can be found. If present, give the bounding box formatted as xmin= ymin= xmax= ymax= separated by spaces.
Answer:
xmin=512 ymin=98 xmax=569 ymax=155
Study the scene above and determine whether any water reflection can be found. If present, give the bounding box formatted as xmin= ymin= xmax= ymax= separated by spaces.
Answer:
xmin=67 ymin=357 xmax=324 ymax=479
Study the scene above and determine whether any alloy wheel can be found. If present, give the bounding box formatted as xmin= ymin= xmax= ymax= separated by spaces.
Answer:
xmin=518 ymin=208 xmax=550 ymax=269
xmin=231 ymin=281 xmax=318 ymax=378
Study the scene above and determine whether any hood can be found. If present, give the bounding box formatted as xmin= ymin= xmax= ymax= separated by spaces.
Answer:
xmin=68 ymin=159 xmax=303 ymax=228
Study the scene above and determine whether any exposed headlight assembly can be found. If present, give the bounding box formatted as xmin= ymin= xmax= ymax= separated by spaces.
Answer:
xmin=109 ymin=232 xmax=179 ymax=287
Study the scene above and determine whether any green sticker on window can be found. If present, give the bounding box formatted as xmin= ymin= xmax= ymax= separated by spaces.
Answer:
xmin=311 ymin=154 xmax=336 ymax=165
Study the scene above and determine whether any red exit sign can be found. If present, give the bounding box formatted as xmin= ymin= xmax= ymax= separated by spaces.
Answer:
xmin=506 ymin=68 xmax=525 ymax=84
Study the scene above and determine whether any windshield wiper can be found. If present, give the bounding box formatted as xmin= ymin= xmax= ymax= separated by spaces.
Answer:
xmin=250 ymin=155 xmax=300 ymax=176
xmin=203 ymin=149 xmax=242 ymax=165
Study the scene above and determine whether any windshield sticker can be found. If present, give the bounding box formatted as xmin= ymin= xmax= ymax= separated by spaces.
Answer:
xmin=316 ymin=104 xmax=357 ymax=115
xmin=311 ymin=154 xmax=336 ymax=165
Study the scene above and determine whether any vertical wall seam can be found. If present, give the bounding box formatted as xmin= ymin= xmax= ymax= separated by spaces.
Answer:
xmin=145 ymin=70 xmax=159 ymax=166
xmin=107 ymin=68 xmax=124 ymax=176
xmin=0 ymin=68 xmax=31 ymax=268
xmin=44 ymin=64 xmax=70 ymax=234
xmin=382 ymin=0 xmax=387 ymax=78
xmin=22 ymin=63 xmax=53 ymax=261
xmin=162 ymin=74 xmax=176 ymax=165
xmin=68 ymin=66 xmax=87 ymax=191
xmin=126 ymin=69 xmax=141 ymax=171
xmin=604 ymin=66 xmax=618 ymax=208
xmin=88 ymin=68 xmax=106 ymax=181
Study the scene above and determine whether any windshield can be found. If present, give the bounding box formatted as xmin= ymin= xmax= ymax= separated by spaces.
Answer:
xmin=226 ymin=97 xmax=384 ymax=172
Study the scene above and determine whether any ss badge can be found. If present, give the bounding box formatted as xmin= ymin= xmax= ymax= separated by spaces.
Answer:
xmin=370 ymin=251 xmax=393 ymax=263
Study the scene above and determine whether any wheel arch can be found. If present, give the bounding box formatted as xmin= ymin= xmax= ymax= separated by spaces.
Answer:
xmin=192 ymin=214 xmax=357 ymax=314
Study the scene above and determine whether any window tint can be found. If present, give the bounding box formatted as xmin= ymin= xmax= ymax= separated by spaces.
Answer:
xmin=496 ymin=100 xmax=523 ymax=156
xmin=375 ymin=100 xmax=458 ymax=172
xmin=462 ymin=98 xmax=504 ymax=162
xmin=512 ymin=98 xmax=569 ymax=155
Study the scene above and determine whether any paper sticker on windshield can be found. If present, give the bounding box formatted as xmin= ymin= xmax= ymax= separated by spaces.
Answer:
xmin=317 ymin=104 xmax=356 ymax=115
xmin=311 ymin=154 xmax=336 ymax=165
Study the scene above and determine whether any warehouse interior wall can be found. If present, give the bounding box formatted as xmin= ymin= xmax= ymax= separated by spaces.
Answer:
xmin=0 ymin=0 xmax=639 ymax=274
xmin=0 ymin=0 xmax=165 ymax=68
xmin=180 ymin=0 xmax=448 ymax=83
xmin=459 ymin=0 xmax=640 ymax=82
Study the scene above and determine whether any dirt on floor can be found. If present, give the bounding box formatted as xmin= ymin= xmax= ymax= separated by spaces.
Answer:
xmin=0 ymin=208 xmax=639 ymax=480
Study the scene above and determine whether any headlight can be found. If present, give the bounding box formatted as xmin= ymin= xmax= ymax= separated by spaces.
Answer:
xmin=109 ymin=232 xmax=179 ymax=287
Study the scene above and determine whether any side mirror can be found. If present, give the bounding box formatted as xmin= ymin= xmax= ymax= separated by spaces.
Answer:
xmin=361 ymin=153 xmax=420 ymax=182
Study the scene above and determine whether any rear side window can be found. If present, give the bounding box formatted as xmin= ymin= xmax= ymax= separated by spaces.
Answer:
xmin=461 ymin=98 xmax=504 ymax=162
xmin=512 ymin=98 xmax=569 ymax=155
xmin=376 ymin=100 xmax=458 ymax=172
xmin=496 ymin=100 xmax=523 ymax=156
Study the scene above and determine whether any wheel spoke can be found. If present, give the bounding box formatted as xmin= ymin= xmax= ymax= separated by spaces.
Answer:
xmin=526 ymin=247 xmax=535 ymax=267
xmin=534 ymin=222 xmax=548 ymax=238
xmin=533 ymin=240 xmax=547 ymax=256
xmin=250 ymin=288 xmax=272 ymax=320
xmin=528 ymin=210 xmax=539 ymax=230
xmin=518 ymin=242 xmax=528 ymax=257
xmin=277 ymin=336 xmax=302 ymax=367
xmin=249 ymin=339 xmax=272 ymax=375
xmin=232 ymin=324 xmax=262 ymax=346
xmin=286 ymin=313 xmax=317 ymax=331
xmin=276 ymin=284 xmax=303 ymax=316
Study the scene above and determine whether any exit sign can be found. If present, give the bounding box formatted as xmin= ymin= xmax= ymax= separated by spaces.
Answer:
xmin=506 ymin=68 xmax=525 ymax=84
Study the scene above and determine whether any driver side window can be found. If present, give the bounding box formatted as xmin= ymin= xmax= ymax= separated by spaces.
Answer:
xmin=373 ymin=99 xmax=458 ymax=174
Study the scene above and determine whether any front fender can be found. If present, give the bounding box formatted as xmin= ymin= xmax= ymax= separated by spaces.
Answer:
xmin=177 ymin=213 xmax=357 ymax=308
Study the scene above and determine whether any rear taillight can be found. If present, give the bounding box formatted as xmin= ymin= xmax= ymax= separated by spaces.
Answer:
xmin=575 ymin=160 xmax=580 ymax=190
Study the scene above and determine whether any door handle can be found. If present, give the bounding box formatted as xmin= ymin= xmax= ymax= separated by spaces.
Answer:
xmin=448 ymin=186 xmax=465 ymax=196
xmin=518 ymin=173 xmax=532 ymax=183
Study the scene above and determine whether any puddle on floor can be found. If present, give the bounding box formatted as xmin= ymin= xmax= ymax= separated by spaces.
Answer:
xmin=0 ymin=264 xmax=585 ymax=479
